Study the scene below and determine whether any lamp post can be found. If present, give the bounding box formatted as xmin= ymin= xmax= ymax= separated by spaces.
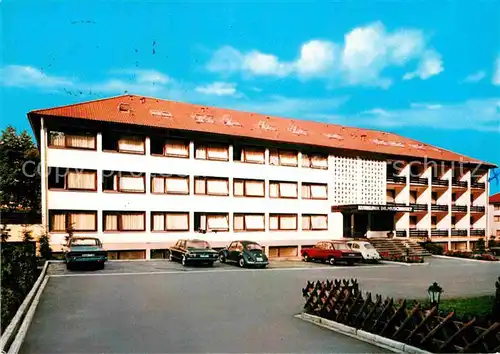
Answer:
xmin=427 ymin=282 xmax=443 ymax=310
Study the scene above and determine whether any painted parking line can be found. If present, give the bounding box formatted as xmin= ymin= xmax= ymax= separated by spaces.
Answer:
xmin=49 ymin=264 xmax=402 ymax=278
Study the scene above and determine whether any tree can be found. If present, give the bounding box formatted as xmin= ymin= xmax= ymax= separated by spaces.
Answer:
xmin=0 ymin=126 xmax=41 ymax=213
xmin=39 ymin=229 xmax=53 ymax=260
xmin=488 ymin=236 xmax=497 ymax=249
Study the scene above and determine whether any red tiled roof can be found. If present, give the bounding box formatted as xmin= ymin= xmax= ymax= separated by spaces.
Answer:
xmin=28 ymin=94 xmax=495 ymax=166
xmin=490 ymin=193 xmax=500 ymax=204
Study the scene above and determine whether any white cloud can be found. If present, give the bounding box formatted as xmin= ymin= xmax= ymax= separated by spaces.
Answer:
xmin=313 ymin=99 xmax=499 ymax=132
xmin=0 ymin=65 xmax=74 ymax=88
xmin=207 ymin=22 xmax=442 ymax=86
xmin=195 ymin=82 xmax=237 ymax=96
xmin=493 ymin=56 xmax=500 ymax=86
xmin=463 ymin=70 xmax=486 ymax=83
xmin=410 ymin=103 xmax=442 ymax=110
xmin=403 ymin=50 xmax=443 ymax=80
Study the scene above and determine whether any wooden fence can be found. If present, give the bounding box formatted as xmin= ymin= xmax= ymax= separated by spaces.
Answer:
xmin=302 ymin=279 xmax=500 ymax=353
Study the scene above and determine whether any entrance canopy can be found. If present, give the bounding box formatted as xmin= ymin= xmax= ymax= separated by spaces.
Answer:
xmin=331 ymin=204 xmax=413 ymax=238
xmin=331 ymin=204 xmax=414 ymax=213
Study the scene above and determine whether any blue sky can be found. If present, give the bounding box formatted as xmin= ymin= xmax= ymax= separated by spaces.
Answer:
xmin=1 ymin=0 xmax=499 ymax=193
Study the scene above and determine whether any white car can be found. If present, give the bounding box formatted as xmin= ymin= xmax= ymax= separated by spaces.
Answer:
xmin=346 ymin=241 xmax=381 ymax=263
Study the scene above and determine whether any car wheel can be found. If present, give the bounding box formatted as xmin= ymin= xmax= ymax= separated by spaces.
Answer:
xmin=97 ymin=263 xmax=105 ymax=270
xmin=303 ymin=253 xmax=310 ymax=262
xmin=238 ymin=258 xmax=246 ymax=268
xmin=66 ymin=263 xmax=72 ymax=271
xmin=207 ymin=262 xmax=214 ymax=267
xmin=168 ymin=251 xmax=174 ymax=262
xmin=328 ymin=257 xmax=336 ymax=266
xmin=219 ymin=254 xmax=226 ymax=263
xmin=181 ymin=255 xmax=187 ymax=266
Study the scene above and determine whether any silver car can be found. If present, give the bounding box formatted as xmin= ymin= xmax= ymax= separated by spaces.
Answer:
xmin=346 ymin=241 xmax=381 ymax=263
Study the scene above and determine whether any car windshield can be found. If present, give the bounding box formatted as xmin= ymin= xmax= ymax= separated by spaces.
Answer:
xmin=334 ymin=243 xmax=350 ymax=250
xmin=186 ymin=241 xmax=210 ymax=249
xmin=364 ymin=244 xmax=375 ymax=249
xmin=245 ymin=243 xmax=262 ymax=251
xmin=71 ymin=238 xmax=99 ymax=246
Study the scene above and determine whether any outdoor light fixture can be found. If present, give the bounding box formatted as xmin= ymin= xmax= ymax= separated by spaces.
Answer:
xmin=427 ymin=282 xmax=444 ymax=309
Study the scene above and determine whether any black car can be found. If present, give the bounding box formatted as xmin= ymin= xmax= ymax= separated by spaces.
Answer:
xmin=219 ymin=240 xmax=269 ymax=268
xmin=168 ymin=239 xmax=218 ymax=266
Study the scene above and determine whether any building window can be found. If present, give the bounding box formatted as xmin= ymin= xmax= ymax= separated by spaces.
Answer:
xmin=269 ymin=149 xmax=298 ymax=167
xmin=451 ymin=216 xmax=456 ymax=228
xmin=302 ymin=214 xmax=328 ymax=230
xmin=233 ymin=213 xmax=265 ymax=231
xmin=269 ymin=181 xmax=298 ymax=199
xmin=151 ymin=212 xmax=189 ymax=231
xmin=151 ymin=138 xmax=190 ymax=158
xmin=194 ymin=177 xmax=229 ymax=196
xmin=102 ymin=133 xmax=145 ymax=155
xmin=103 ymin=212 xmax=145 ymax=231
xmin=452 ymin=193 xmax=457 ymax=203
xmin=386 ymin=189 xmax=395 ymax=203
xmin=49 ymin=210 xmax=97 ymax=232
xmin=151 ymin=175 xmax=189 ymax=194
xmin=49 ymin=131 xmax=96 ymax=150
xmin=102 ymin=171 xmax=146 ymax=193
xmin=48 ymin=168 xmax=97 ymax=191
xmin=497 ymin=230 xmax=500 ymax=236
xmin=495 ymin=205 xmax=500 ymax=211
xmin=195 ymin=143 xmax=229 ymax=161
xmin=194 ymin=213 xmax=229 ymax=232
xmin=494 ymin=216 xmax=500 ymax=222
xmin=431 ymin=216 xmax=437 ymax=228
xmin=233 ymin=146 xmax=265 ymax=164
xmin=269 ymin=214 xmax=298 ymax=230
xmin=302 ymin=183 xmax=328 ymax=200
xmin=409 ymin=216 xmax=417 ymax=228
xmin=301 ymin=153 xmax=328 ymax=169
xmin=431 ymin=192 xmax=437 ymax=204
xmin=410 ymin=191 xmax=418 ymax=203
xmin=233 ymin=179 xmax=265 ymax=197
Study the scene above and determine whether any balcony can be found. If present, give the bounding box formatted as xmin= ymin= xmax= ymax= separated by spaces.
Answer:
xmin=471 ymin=181 xmax=486 ymax=189
xmin=395 ymin=230 xmax=407 ymax=237
xmin=386 ymin=202 xmax=408 ymax=207
xmin=387 ymin=175 xmax=406 ymax=184
xmin=409 ymin=229 xmax=429 ymax=238
xmin=431 ymin=229 xmax=449 ymax=237
xmin=470 ymin=206 xmax=485 ymax=213
xmin=431 ymin=178 xmax=449 ymax=187
xmin=451 ymin=179 xmax=468 ymax=188
xmin=451 ymin=205 xmax=467 ymax=212
xmin=451 ymin=229 xmax=467 ymax=236
xmin=410 ymin=177 xmax=429 ymax=185
xmin=470 ymin=228 xmax=486 ymax=237
xmin=410 ymin=203 xmax=428 ymax=212
xmin=431 ymin=204 xmax=449 ymax=212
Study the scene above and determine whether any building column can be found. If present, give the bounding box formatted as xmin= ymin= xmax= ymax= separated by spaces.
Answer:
xmin=350 ymin=214 xmax=355 ymax=237
xmin=96 ymin=133 xmax=103 ymax=235
xmin=40 ymin=118 xmax=48 ymax=231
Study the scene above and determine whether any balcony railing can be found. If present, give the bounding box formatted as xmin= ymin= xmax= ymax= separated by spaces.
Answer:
xmin=451 ymin=205 xmax=467 ymax=212
xmin=431 ymin=204 xmax=449 ymax=212
xmin=386 ymin=202 xmax=407 ymax=207
xmin=410 ymin=177 xmax=429 ymax=185
xmin=431 ymin=229 xmax=449 ymax=237
xmin=410 ymin=203 xmax=428 ymax=212
xmin=431 ymin=178 xmax=449 ymax=186
xmin=387 ymin=175 xmax=406 ymax=184
xmin=395 ymin=230 xmax=407 ymax=237
xmin=471 ymin=181 xmax=486 ymax=189
xmin=470 ymin=206 xmax=485 ymax=213
xmin=470 ymin=228 xmax=486 ymax=236
xmin=452 ymin=179 xmax=468 ymax=188
xmin=451 ymin=229 xmax=467 ymax=236
xmin=409 ymin=229 xmax=429 ymax=238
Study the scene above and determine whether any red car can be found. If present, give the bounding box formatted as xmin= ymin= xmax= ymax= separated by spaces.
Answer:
xmin=301 ymin=241 xmax=363 ymax=266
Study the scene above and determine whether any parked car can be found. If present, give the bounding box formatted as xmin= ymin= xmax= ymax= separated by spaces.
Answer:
xmin=168 ymin=239 xmax=219 ymax=266
xmin=65 ymin=237 xmax=107 ymax=270
xmin=346 ymin=241 xmax=381 ymax=263
xmin=301 ymin=241 xmax=363 ymax=266
xmin=219 ymin=240 xmax=269 ymax=268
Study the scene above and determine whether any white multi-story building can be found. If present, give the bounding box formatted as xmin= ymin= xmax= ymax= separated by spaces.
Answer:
xmin=27 ymin=94 xmax=494 ymax=259
xmin=488 ymin=193 xmax=500 ymax=239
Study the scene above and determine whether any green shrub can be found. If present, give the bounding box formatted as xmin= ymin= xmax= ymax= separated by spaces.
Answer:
xmin=38 ymin=230 xmax=52 ymax=260
xmin=422 ymin=242 xmax=444 ymax=255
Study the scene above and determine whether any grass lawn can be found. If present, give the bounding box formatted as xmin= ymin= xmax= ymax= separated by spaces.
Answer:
xmin=409 ymin=295 xmax=495 ymax=317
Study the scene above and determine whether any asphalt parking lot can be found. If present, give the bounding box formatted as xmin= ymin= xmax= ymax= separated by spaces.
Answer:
xmin=20 ymin=257 xmax=499 ymax=353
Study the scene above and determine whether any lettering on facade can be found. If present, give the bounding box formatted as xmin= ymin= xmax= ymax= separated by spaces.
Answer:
xmin=288 ymin=124 xmax=307 ymax=136
xmin=192 ymin=114 xmax=215 ymax=124
xmin=357 ymin=205 xmax=414 ymax=212
xmin=221 ymin=114 xmax=242 ymax=127
xmin=324 ymin=133 xmax=344 ymax=140
xmin=257 ymin=120 xmax=278 ymax=131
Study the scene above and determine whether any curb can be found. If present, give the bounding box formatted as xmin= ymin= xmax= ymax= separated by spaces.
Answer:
xmin=296 ymin=313 xmax=431 ymax=354
xmin=380 ymin=261 xmax=429 ymax=267
xmin=0 ymin=261 xmax=49 ymax=353
xmin=432 ymin=255 xmax=499 ymax=264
